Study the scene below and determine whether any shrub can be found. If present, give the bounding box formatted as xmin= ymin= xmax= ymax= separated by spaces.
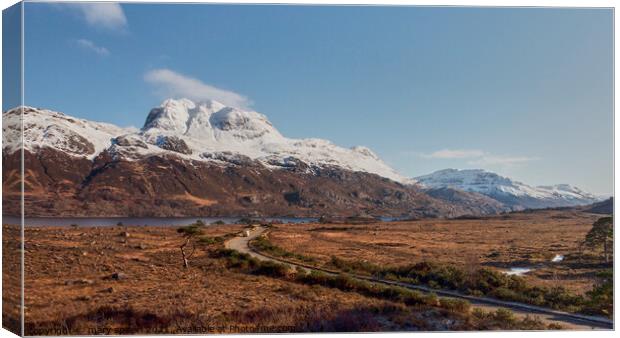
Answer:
xmin=489 ymin=287 xmax=522 ymax=302
xmin=493 ymin=308 xmax=515 ymax=323
xmin=333 ymin=256 xmax=587 ymax=314
xmin=329 ymin=256 xmax=380 ymax=275
xmin=583 ymin=269 xmax=613 ymax=317
xmin=253 ymin=261 xmax=290 ymax=278
xmin=198 ymin=236 xmax=223 ymax=245
xmin=214 ymin=250 xmax=475 ymax=317
xmin=439 ymin=298 xmax=471 ymax=314
xmin=252 ymin=237 xmax=315 ymax=263
xmin=237 ymin=217 xmax=261 ymax=225
xmin=177 ymin=222 xmax=204 ymax=236
xmin=213 ymin=248 xmax=259 ymax=270
xmin=547 ymin=323 xmax=564 ymax=330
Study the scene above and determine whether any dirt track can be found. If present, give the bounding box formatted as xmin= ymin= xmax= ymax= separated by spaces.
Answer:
xmin=226 ymin=226 xmax=613 ymax=330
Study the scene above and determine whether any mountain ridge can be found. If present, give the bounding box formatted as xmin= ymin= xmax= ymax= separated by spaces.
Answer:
xmin=2 ymin=101 xmax=602 ymax=217
xmin=5 ymin=99 xmax=409 ymax=184
xmin=415 ymin=168 xmax=599 ymax=210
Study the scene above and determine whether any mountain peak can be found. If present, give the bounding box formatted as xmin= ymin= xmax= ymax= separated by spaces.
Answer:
xmin=415 ymin=168 xmax=599 ymax=209
xmin=160 ymin=97 xmax=225 ymax=110
xmin=142 ymin=98 xmax=281 ymax=141
xmin=142 ymin=98 xmax=226 ymax=133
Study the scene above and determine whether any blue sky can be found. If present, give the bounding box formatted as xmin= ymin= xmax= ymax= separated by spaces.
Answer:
xmin=18 ymin=3 xmax=613 ymax=195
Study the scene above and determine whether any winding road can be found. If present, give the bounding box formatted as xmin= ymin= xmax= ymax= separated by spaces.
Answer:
xmin=225 ymin=226 xmax=613 ymax=330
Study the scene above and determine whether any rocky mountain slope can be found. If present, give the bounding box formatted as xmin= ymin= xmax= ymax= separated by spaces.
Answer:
xmin=2 ymin=102 xmax=600 ymax=217
xmin=415 ymin=169 xmax=600 ymax=210
xmin=2 ymin=102 xmax=498 ymax=217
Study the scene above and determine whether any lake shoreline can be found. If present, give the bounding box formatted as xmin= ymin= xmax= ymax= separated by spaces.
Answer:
xmin=2 ymin=216 xmax=319 ymax=227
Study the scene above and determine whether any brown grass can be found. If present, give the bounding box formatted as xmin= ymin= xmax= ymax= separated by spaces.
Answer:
xmin=18 ymin=223 xmax=507 ymax=334
xmin=2 ymin=224 xmax=22 ymax=335
xmin=13 ymin=209 xmax=606 ymax=334
xmin=268 ymin=210 xmax=603 ymax=294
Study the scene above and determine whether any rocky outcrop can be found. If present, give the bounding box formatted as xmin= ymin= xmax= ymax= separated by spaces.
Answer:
xmin=153 ymin=135 xmax=192 ymax=154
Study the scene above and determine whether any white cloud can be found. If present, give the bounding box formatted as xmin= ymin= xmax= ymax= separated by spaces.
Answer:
xmin=75 ymin=39 xmax=109 ymax=56
xmin=67 ymin=3 xmax=127 ymax=31
xmin=468 ymin=155 xmax=538 ymax=166
xmin=423 ymin=149 xmax=485 ymax=159
xmin=144 ymin=69 xmax=252 ymax=109
xmin=421 ymin=148 xmax=538 ymax=167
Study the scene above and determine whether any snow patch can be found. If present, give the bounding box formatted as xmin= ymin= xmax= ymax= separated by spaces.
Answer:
xmin=415 ymin=169 xmax=598 ymax=206
xmin=4 ymin=100 xmax=409 ymax=183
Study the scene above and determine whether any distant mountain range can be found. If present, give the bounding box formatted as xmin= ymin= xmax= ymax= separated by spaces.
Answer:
xmin=415 ymin=169 xmax=600 ymax=210
xmin=1 ymin=100 xmax=605 ymax=217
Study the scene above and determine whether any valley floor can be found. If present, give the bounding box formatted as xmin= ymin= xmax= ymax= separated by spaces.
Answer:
xmin=2 ymin=209 xmax=612 ymax=334
xmin=267 ymin=210 xmax=603 ymax=295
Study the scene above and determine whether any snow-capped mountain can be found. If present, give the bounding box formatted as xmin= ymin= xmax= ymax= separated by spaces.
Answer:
xmin=2 ymin=102 xmax=600 ymax=217
xmin=3 ymin=106 xmax=135 ymax=158
xmin=5 ymin=99 xmax=408 ymax=184
xmin=414 ymin=169 xmax=600 ymax=210
xmin=4 ymin=101 xmax=445 ymax=218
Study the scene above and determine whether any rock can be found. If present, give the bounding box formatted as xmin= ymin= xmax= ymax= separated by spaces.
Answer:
xmin=114 ymin=135 xmax=148 ymax=148
xmin=104 ymin=272 xmax=128 ymax=281
xmin=75 ymin=295 xmax=91 ymax=301
xmin=202 ymin=151 xmax=253 ymax=166
xmin=134 ymin=243 xmax=147 ymax=250
xmin=118 ymin=231 xmax=130 ymax=238
xmin=154 ymin=135 xmax=192 ymax=154
xmin=99 ymin=287 xmax=114 ymax=293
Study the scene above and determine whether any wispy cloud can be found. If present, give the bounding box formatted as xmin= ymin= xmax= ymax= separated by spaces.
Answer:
xmin=467 ymin=155 xmax=538 ymax=166
xmin=75 ymin=39 xmax=110 ymax=56
xmin=66 ymin=3 xmax=127 ymax=31
xmin=423 ymin=149 xmax=486 ymax=159
xmin=144 ymin=69 xmax=252 ymax=109
xmin=420 ymin=148 xmax=538 ymax=167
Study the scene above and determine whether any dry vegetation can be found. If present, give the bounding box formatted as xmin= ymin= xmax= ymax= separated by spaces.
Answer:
xmin=268 ymin=210 xmax=604 ymax=294
xmin=3 ymin=209 xmax=610 ymax=334
xmin=3 ymin=224 xmax=22 ymax=335
xmin=10 ymin=222 xmax=552 ymax=335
